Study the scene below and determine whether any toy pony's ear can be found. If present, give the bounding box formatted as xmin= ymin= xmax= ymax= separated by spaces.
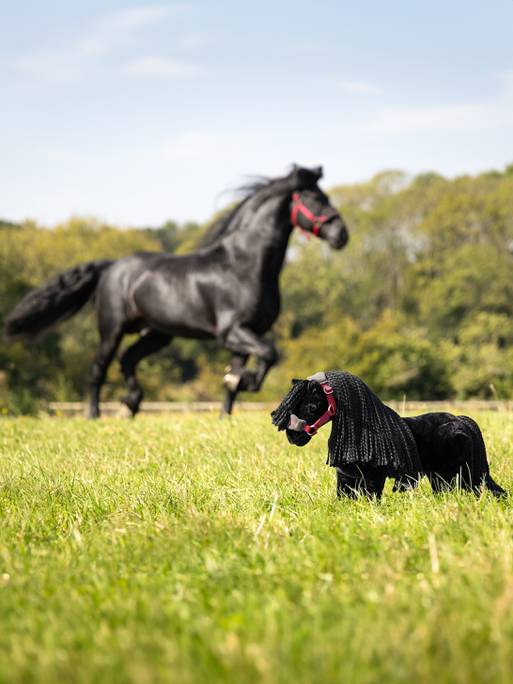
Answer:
xmin=313 ymin=165 xmax=323 ymax=180
xmin=292 ymin=378 xmax=303 ymax=385
xmin=307 ymin=379 xmax=323 ymax=394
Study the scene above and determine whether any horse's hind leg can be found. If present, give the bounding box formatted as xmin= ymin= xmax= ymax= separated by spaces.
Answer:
xmin=89 ymin=328 xmax=123 ymax=419
xmin=120 ymin=330 xmax=171 ymax=416
xmin=222 ymin=353 xmax=248 ymax=416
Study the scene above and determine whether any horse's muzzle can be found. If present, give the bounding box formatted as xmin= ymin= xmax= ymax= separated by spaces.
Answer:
xmin=322 ymin=219 xmax=349 ymax=250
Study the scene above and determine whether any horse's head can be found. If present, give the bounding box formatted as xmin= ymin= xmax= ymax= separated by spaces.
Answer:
xmin=271 ymin=374 xmax=334 ymax=447
xmin=290 ymin=166 xmax=348 ymax=249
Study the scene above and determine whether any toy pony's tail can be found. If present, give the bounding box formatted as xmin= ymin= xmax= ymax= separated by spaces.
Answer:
xmin=485 ymin=473 xmax=507 ymax=497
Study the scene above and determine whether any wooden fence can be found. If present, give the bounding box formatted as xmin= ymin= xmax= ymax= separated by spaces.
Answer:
xmin=46 ymin=400 xmax=513 ymax=417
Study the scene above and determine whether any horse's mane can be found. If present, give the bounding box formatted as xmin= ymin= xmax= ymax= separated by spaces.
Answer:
xmin=272 ymin=371 xmax=422 ymax=480
xmin=199 ymin=178 xmax=271 ymax=247
xmin=199 ymin=166 xmax=322 ymax=248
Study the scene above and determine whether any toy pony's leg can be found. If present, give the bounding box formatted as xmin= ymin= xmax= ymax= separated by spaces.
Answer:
xmin=427 ymin=471 xmax=456 ymax=493
xmin=392 ymin=474 xmax=420 ymax=492
xmin=336 ymin=465 xmax=387 ymax=499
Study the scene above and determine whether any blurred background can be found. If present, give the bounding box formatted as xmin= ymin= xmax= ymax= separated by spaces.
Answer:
xmin=1 ymin=0 xmax=513 ymax=413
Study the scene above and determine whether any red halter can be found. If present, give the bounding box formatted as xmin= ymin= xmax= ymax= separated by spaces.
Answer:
xmin=290 ymin=192 xmax=330 ymax=237
xmin=303 ymin=379 xmax=337 ymax=435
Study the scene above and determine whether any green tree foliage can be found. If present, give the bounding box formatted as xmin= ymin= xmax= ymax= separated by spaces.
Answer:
xmin=2 ymin=164 xmax=513 ymax=412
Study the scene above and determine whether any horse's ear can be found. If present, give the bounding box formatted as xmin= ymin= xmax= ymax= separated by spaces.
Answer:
xmin=290 ymin=165 xmax=300 ymax=185
xmin=290 ymin=165 xmax=322 ymax=189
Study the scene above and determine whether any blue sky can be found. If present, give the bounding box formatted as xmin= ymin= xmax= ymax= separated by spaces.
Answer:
xmin=1 ymin=1 xmax=513 ymax=226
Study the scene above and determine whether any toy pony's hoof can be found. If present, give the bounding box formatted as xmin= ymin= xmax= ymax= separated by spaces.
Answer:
xmin=223 ymin=372 xmax=241 ymax=392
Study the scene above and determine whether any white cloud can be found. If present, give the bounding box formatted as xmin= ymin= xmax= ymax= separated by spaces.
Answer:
xmin=122 ymin=56 xmax=200 ymax=77
xmin=362 ymin=75 xmax=513 ymax=134
xmin=78 ymin=5 xmax=186 ymax=57
xmin=363 ymin=103 xmax=492 ymax=133
xmin=4 ymin=52 xmax=76 ymax=80
xmin=496 ymin=70 xmax=513 ymax=90
xmin=3 ymin=4 xmax=190 ymax=81
xmin=334 ymin=80 xmax=382 ymax=96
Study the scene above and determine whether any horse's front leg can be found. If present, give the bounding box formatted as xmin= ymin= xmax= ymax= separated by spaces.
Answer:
xmin=221 ymin=327 xmax=279 ymax=414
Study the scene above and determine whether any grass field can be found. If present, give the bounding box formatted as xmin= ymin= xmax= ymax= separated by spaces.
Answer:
xmin=1 ymin=412 xmax=513 ymax=683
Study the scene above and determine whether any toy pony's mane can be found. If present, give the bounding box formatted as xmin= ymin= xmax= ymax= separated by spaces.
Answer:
xmin=272 ymin=371 xmax=422 ymax=479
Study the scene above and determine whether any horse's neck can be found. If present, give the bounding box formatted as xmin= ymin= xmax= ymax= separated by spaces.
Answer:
xmin=225 ymin=195 xmax=292 ymax=277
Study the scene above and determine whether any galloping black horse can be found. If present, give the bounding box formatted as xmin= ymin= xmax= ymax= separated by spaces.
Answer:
xmin=5 ymin=165 xmax=348 ymax=417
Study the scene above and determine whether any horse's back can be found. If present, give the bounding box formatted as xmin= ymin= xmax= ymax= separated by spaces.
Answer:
xmin=94 ymin=253 xmax=167 ymax=325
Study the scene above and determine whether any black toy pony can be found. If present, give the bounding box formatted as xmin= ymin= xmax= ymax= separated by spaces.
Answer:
xmin=271 ymin=371 xmax=505 ymax=499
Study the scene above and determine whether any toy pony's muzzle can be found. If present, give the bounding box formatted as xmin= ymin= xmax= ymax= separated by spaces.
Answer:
xmin=286 ymin=414 xmax=312 ymax=446
xmin=288 ymin=414 xmax=307 ymax=432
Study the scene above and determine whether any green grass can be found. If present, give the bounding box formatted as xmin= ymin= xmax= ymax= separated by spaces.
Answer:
xmin=1 ymin=412 xmax=513 ymax=683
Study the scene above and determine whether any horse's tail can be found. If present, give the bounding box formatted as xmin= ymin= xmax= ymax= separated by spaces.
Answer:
xmin=5 ymin=259 xmax=114 ymax=341
xmin=485 ymin=472 xmax=507 ymax=498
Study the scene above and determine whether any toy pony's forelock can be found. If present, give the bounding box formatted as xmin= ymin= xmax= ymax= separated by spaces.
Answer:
xmin=270 ymin=380 xmax=308 ymax=431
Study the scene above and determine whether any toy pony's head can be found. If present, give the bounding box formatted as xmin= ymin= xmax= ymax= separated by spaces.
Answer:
xmin=271 ymin=377 xmax=330 ymax=447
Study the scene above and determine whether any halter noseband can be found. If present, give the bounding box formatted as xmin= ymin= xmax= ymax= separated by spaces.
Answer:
xmin=287 ymin=372 xmax=337 ymax=436
xmin=290 ymin=192 xmax=331 ymax=237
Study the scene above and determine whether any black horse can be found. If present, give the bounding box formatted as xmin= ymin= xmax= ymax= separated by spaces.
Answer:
xmin=5 ymin=166 xmax=348 ymax=418
xmin=272 ymin=371 xmax=505 ymax=499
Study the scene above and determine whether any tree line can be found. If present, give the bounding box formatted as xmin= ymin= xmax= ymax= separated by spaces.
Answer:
xmin=2 ymin=164 xmax=513 ymax=413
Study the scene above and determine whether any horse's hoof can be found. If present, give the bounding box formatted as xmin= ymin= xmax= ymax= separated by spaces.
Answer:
xmin=223 ymin=373 xmax=241 ymax=392
xmin=121 ymin=391 xmax=143 ymax=416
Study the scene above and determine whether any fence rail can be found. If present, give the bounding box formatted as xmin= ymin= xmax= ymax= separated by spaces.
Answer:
xmin=46 ymin=400 xmax=513 ymax=417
